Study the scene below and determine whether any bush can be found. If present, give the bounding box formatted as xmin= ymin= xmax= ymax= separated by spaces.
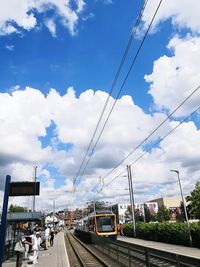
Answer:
xmin=123 ymin=222 xmax=200 ymax=247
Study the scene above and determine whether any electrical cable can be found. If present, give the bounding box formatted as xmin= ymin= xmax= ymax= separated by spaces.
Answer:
xmin=73 ymin=0 xmax=163 ymax=193
xmin=73 ymin=0 xmax=149 ymax=189
xmin=100 ymin=84 xmax=200 ymax=182
xmin=101 ymin=104 xmax=200 ymax=191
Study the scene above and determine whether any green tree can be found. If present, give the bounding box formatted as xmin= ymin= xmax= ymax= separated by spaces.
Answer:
xmin=144 ymin=204 xmax=152 ymax=223
xmin=186 ymin=181 xmax=200 ymax=219
xmin=9 ymin=204 xmax=27 ymax=213
xmin=135 ymin=209 xmax=144 ymax=222
xmin=177 ymin=201 xmax=191 ymax=221
xmin=124 ymin=205 xmax=132 ymax=222
xmin=86 ymin=201 xmax=107 ymax=212
xmin=156 ymin=205 xmax=170 ymax=222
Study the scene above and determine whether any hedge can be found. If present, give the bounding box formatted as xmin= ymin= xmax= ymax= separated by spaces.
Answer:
xmin=123 ymin=222 xmax=200 ymax=248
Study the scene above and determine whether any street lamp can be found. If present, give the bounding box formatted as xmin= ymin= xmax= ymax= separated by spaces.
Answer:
xmin=170 ymin=170 xmax=192 ymax=247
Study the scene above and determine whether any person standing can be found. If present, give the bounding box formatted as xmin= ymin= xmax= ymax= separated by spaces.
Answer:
xmin=14 ymin=233 xmax=31 ymax=267
xmin=50 ymin=228 xmax=54 ymax=246
xmin=119 ymin=223 xmax=123 ymax=236
xmin=31 ymin=231 xmax=39 ymax=265
xmin=44 ymin=227 xmax=50 ymax=249
xmin=24 ymin=229 xmax=31 ymax=259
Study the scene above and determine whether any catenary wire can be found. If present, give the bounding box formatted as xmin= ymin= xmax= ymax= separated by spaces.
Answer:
xmin=73 ymin=0 xmax=163 ymax=193
xmin=100 ymin=83 xmax=200 ymax=182
xmin=73 ymin=0 xmax=149 ymax=187
xmin=100 ymin=104 xmax=200 ymax=191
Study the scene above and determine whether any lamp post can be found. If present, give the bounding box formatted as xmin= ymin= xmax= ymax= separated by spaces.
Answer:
xmin=170 ymin=170 xmax=192 ymax=247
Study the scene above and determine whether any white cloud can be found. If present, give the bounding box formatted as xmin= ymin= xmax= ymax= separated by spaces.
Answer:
xmin=0 ymin=0 xmax=85 ymax=36
xmin=145 ymin=35 xmax=200 ymax=116
xmin=44 ymin=19 xmax=57 ymax=37
xmin=0 ymin=86 xmax=200 ymax=210
xmin=142 ymin=0 xmax=200 ymax=34
xmin=5 ymin=45 xmax=14 ymax=51
xmin=0 ymin=0 xmax=36 ymax=35
xmin=104 ymin=0 xmax=113 ymax=5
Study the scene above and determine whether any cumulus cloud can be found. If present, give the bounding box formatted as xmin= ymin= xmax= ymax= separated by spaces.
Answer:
xmin=0 ymin=86 xmax=200 ymax=209
xmin=0 ymin=0 xmax=85 ymax=36
xmin=44 ymin=19 xmax=57 ymax=37
xmin=100 ymin=120 xmax=200 ymax=204
xmin=145 ymin=35 xmax=200 ymax=116
xmin=142 ymin=0 xmax=200 ymax=34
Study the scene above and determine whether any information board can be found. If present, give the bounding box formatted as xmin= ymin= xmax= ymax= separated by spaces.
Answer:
xmin=9 ymin=182 xmax=40 ymax=196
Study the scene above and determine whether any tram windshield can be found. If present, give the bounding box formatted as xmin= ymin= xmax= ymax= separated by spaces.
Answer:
xmin=96 ymin=215 xmax=115 ymax=232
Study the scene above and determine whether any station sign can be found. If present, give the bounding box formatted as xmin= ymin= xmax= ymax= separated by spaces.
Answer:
xmin=9 ymin=182 xmax=40 ymax=196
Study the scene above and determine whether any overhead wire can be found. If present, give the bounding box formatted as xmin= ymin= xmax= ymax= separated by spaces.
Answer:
xmin=73 ymin=0 xmax=149 ymax=190
xmin=73 ymin=0 xmax=163 ymax=193
xmin=100 ymin=102 xmax=200 ymax=192
xmin=100 ymin=83 xmax=200 ymax=183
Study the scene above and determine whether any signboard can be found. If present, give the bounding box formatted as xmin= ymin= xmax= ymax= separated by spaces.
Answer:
xmin=9 ymin=182 xmax=40 ymax=196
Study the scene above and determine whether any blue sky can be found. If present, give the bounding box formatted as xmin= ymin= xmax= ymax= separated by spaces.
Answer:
xmin=0 ymin=0 xmax=200 ymax=211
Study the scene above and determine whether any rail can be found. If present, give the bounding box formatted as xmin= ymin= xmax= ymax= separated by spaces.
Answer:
xmin=65 ymin=231 xmax=111 ymax=267
xmin=93 ymin=236 xmax=200 ymax=267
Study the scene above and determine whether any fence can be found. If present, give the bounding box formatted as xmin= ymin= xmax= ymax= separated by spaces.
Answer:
xmin=93 ymin=236 xmax=200 ymax=267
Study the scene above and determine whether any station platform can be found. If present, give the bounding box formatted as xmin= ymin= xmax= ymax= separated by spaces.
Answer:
xmin=3 ymin=231 xmax=70 ymax=267
xmin=118 ymin=236 xmax=200 ymax=259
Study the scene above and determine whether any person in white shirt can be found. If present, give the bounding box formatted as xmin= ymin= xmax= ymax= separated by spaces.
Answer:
xmin=31 ymin=232 xmax=39 ymax=264
xmin=44 ymin=227 xmax=50 ymax=248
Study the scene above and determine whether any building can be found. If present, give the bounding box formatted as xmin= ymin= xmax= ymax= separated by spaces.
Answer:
xmin=112 ymin=202 xmax=159 ymax=224
xmin=135 ymin=202 xmax=158 ymax=215
xmin=147 ymin=196 xmax=182 ymax=210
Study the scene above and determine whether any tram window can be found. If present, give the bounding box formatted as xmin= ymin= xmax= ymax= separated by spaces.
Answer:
xmin=96 ymin=216 xmax=115 ymax=232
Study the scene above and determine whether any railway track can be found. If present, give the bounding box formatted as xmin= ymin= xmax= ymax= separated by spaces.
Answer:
xmin=65 ymin=232 xmax=111 ymax=267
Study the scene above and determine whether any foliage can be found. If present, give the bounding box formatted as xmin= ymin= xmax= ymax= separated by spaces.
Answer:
xmin=74 ymin=208 xmax=82 ymax=220
xmin=135 ymin=209 xmax=145 ymax=222
xmin=125 ymin=205 xmax=156 ymax=223
xmin=186 ymin=181 xmax=200 ymax=219
xmin=156 ymin=205 xmax=170 ymax=222
xmin=9 ymin=204 xmax=27 ymax=213
xmin=178 ymin=201 xmax=191 ymax=221
xmin=124 ymin=205 xmax=132 ymax=222
xmin=123 ymin=222 xmax=200 ymax=248
xmin=86 ymin=201 xmax=107 ymax=213
xmin=144 ymin=204 xmax=157 ymax=222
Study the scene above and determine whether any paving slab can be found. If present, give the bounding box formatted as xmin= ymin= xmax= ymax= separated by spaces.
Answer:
xmin=118 ymin=236 xmax=200 ymax=259
xmin=3 ymin=231 xmax=70 ymax=267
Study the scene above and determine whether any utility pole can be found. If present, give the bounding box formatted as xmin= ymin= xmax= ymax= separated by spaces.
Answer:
xmin=127 ymin=165 xmax=136 ymax=237
xmin=32 ymin=166 xmax=37 ymax=213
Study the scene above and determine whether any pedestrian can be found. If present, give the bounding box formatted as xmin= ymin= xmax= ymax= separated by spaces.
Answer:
xmin=44 ymin=226 xmax=50 ymax=249
xmin=29 ymin=231 xmax=39 ymax=265
xmin=40 ymin=228 xmax=46 ymax=250
xmin=14 ymin=233 xmax=31 ymax=267
xmin=119 ymin=223 xmax=123 ymax=236
xmin=24 ymin=229 xmax=31 ymax=259
xmin=36 ymin=231 xmax=41 ymax=249
xmin=50 ymin=228 xmax=54 ymax=246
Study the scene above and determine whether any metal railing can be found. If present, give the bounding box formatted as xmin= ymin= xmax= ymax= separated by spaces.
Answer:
xmin=93 ymin=236 xmax=200 ymax=267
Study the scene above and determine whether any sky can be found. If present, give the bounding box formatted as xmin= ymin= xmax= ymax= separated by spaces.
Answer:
xmin=0 ymin=0 xmax=200 ymax=212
